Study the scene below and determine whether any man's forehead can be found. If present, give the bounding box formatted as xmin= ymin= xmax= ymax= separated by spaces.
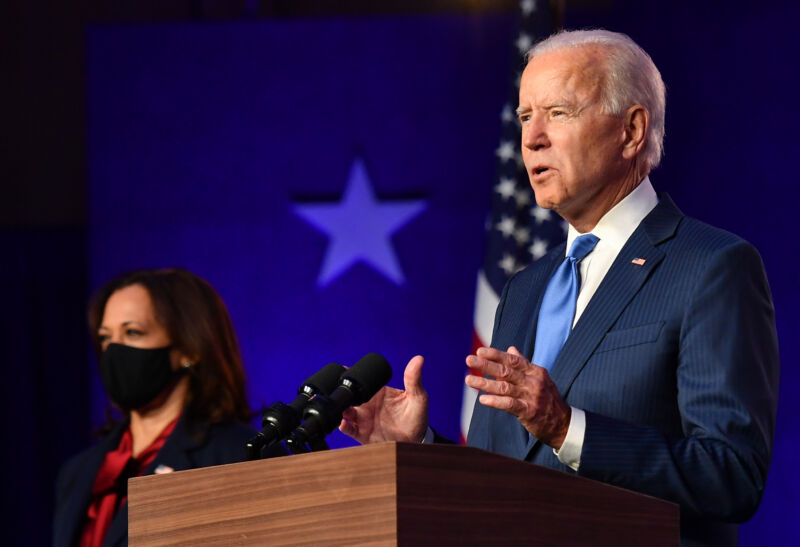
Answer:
xmin=519 ymin=48 xmax=604 ymax=106
xmin=530 ymin=43 xmax=607 ymax=69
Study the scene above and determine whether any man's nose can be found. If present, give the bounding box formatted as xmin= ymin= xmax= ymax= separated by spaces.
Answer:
xmin=522 ymin=118 xmax=549 ymax=151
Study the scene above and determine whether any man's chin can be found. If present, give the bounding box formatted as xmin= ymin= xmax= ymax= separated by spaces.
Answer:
xmin=531 ymin=183 xmax=563 ymax=211
xmin=532 ymin=194 xmax=559 ymax=211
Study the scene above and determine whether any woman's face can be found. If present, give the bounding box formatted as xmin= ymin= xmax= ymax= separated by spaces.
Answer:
xmin=98 ymin=284 xmax=172 ymax=352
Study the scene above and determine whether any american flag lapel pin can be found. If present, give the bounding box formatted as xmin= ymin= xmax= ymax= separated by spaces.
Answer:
xmin=631 ymin=257 xmax=646 ymax=266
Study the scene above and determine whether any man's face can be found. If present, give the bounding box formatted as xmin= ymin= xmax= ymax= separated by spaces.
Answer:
xmin=517 ymin=47 xmax=629 ymax=223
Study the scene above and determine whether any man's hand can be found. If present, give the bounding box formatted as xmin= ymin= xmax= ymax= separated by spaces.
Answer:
xmin=465 ymin=346 xmax=571 ymax=449
xmin=339 ymin=355 xmax=428 ymax=444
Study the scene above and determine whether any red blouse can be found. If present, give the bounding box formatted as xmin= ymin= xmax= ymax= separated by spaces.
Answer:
xmin=79 ymin=417 xmax=179 ymax=547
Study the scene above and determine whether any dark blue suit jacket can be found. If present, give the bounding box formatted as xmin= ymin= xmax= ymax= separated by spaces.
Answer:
xmin=53 ymin=414 xmax=256 ymax=547
xmin=467 ymin=195 xmax=779 ymax=546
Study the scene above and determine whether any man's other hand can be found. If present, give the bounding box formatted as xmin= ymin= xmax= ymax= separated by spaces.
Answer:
xmin=465 ymin=346 xmax=571 ymax=449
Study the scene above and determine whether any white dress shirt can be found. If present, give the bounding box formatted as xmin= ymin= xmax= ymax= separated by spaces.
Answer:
xmin=554 ymin=177 xmax=659 ymax=469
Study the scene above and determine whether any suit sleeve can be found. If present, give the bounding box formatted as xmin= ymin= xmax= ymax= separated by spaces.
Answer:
xmin=577 ymin=240 xmax=779 ymax=522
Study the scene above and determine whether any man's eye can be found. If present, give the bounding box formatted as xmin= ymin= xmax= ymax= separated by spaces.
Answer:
xmin=519 ymin=115 xmax=530 ymax=123
xmin=551 ymin=110 xmax=565 ymax=117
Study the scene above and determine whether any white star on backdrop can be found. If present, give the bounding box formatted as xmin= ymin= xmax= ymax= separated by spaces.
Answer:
xmin=521 ymin=0 xmax=537 ymax=17
xmin=531 ymin=205 xmax=552 ymax=224
xmin=498 ymin=253 xmax=518 ymax=275
xmin=495 ymin=141 xmax=516 ymax=163
xmin=529 ymin=237 xmax=548 ymax=259
xmin=496 ymin=215 xmax=517 ymax=238
xmin=294 ymin=158 xmax=426 ymax=287
xmin=501 ymin=103 xmax=514 ymax=123
xmin=514 ymin=188 xmax=531 ymax=208
xmin=513 ymin=226 xmax=531 ymax=245
xmin=495 ymin=178 xmax=516 ymax=200
xmin=516 ymin=33 xmax=533 ymax=53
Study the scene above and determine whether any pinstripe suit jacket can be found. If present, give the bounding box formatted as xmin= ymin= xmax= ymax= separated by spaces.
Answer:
xmin=466 ymin=194 xmax=779 ymax=546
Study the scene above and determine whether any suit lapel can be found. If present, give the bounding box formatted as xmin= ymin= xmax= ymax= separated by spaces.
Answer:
xmin=524 ymin=194 xmax=682 ymax=457
xmin=549 ymin=230 xmax=664 ymax=394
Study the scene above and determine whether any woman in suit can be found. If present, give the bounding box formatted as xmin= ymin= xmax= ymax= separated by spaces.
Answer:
xmin=53 ymin=268 xmax=257 ymax=547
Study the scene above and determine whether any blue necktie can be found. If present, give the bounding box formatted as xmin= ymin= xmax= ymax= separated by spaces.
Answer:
xmin=532 ymin=234 xmax=599 ymax=372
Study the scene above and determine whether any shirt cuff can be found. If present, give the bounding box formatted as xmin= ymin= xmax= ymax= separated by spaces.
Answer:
xmin=422 ymin=426 xmax=435 ymax=444
xmin=553 ymin=407 xmax=585 ymax=471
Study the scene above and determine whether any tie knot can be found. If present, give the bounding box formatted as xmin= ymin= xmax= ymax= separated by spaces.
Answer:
xmin=567 ymin=233 xmax=599 ymax=261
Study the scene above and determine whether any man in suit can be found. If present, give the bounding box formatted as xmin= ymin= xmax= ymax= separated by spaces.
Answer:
xmin=340 ymin=29 xmax=779 ymax=545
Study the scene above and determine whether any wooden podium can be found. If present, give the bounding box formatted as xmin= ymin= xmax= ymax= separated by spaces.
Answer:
xmin=128 ymin=442 xmax=678 ymax=545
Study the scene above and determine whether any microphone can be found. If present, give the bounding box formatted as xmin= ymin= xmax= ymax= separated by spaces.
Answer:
xmin=245 ymin=362 xmax=345 ymax=460
xmin=285 ymin=352 xmax=392 ymax=454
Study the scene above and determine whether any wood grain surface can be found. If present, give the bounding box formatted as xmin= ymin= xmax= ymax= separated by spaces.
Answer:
xmin=128 ymin=442 xmax=678 ymax=545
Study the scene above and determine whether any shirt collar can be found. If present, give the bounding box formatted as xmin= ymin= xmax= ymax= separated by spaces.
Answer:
xmin=566 ymin=176 xmax=659 ymax=255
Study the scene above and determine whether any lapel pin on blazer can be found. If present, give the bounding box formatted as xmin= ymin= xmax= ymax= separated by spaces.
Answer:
xmin=631 ymin=258 xmax=646 ymax=266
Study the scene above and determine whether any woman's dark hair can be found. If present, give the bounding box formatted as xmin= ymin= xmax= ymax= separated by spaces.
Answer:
xmin=88 ymin=268 xmax=250 ymax=424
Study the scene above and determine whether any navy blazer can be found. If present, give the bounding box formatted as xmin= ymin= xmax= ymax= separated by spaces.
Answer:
xmin=467 ymin=195 xmax=779 ymax=546
xmin=53 ymin=414 xmax=256 ymax=547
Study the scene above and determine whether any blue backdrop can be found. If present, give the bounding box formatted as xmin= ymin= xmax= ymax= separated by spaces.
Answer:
xmin=61 ymin=3 xmax=800 ymax=544
xmin=86 ymin=15 xmax=516 ymax=447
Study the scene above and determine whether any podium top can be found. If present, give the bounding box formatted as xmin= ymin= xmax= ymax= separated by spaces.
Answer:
xmin=129 ymin=442 xmax=678 ymax=546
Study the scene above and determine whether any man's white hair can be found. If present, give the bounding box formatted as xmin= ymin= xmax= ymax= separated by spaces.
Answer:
xmin=528 ymin=29 xmax=666 ymax=171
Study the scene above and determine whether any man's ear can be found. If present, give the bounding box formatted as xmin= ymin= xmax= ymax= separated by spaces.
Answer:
xmin=621 ymin=104 xmax=649 ymax=160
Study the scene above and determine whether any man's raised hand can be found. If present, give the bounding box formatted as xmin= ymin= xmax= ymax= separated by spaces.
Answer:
xmin=339 ymin=355 xmax=429 ymax=444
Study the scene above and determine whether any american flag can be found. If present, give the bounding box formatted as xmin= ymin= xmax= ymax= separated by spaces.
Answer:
xmin=460 ymin=0 xmax=560 ymax=443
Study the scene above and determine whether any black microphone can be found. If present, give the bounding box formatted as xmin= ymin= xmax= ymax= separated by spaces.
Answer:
xmin=285 ymin=352 xmax=392 ymax=454
xmin=245 ymin=362 xmax=345 ymax=460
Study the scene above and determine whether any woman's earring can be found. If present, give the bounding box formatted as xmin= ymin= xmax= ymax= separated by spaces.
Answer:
xmin=181 ymin=360 xmax=193 ymax=369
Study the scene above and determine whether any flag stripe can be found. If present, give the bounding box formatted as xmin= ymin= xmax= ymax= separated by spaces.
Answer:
xmin=473 ymin=271 xmax=500 ymax=349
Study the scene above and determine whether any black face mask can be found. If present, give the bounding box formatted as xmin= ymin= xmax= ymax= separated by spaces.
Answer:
xmin=100 ymin=343 xmax=183 ymax=411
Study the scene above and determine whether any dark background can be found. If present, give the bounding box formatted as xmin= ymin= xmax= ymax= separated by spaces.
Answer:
xmin=3 ymin=0 xmax=798 ymax=544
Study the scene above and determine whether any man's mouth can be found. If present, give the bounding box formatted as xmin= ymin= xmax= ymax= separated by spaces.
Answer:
xmin=532 ymin=166 xmax=550 ymax=176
